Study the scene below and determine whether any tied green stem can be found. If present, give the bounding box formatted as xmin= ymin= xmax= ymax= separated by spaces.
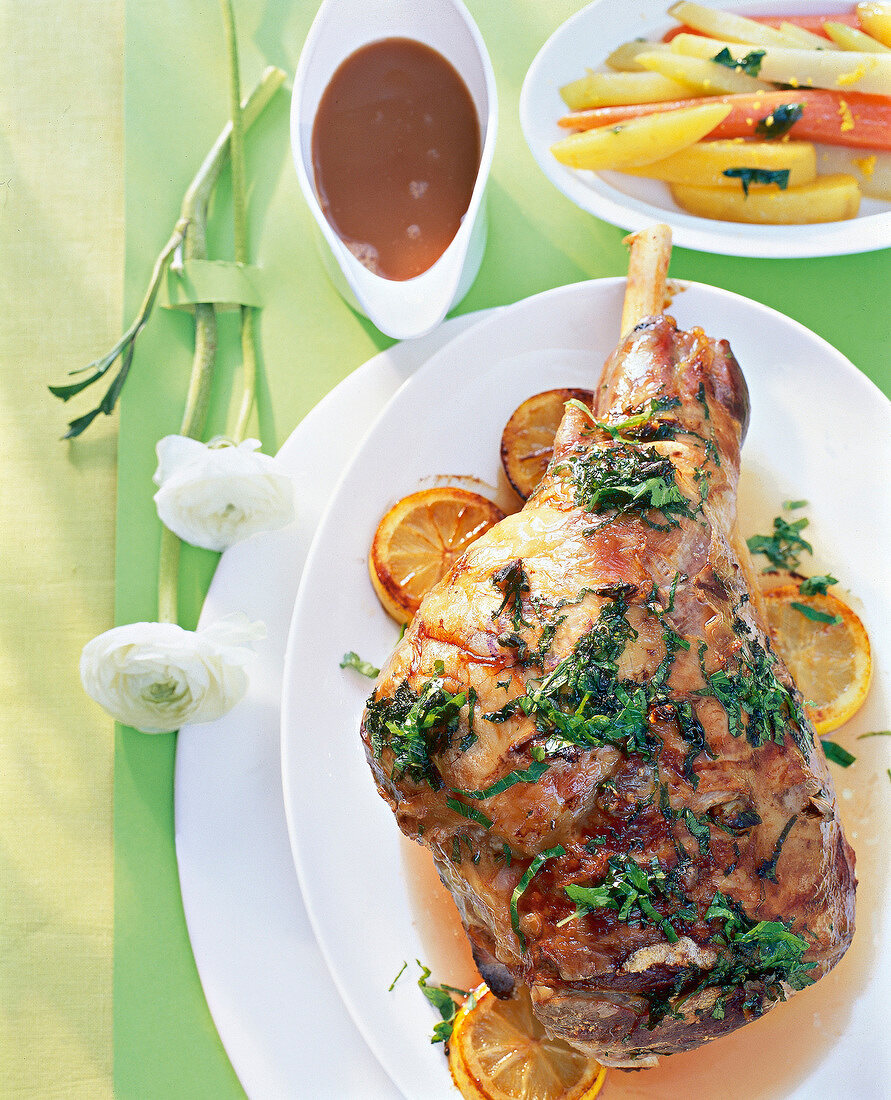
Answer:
xmin=50 ymin=65 xmax=285 ymax=439
xmin=157 ymin=108 xmax=220 ymax=626
xmin=154 ymin=50 xmax=282 ymax=625
xmin=220 ymin=0 xmax=258 ymax=443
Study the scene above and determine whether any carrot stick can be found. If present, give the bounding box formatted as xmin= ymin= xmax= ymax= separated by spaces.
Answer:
xmin=558 ymin=89 xmax=891 ymax=150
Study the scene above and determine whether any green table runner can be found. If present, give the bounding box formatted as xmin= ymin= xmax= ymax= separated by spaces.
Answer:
xmin=115 ymin=2 xmax=889 ymax=1096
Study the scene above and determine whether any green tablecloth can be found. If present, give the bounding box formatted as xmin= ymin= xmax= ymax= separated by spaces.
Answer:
xmin=2 ymin=1 xmax=888 ymax=1096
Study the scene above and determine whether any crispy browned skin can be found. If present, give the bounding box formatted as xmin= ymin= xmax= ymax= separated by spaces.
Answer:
xmin=360 ymin=315 xmax=856 ymax=1067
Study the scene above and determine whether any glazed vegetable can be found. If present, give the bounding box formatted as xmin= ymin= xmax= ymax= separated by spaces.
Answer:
xmin=663 ymin=12 xmax=860 ymax=43
xmin=824 ymin=19 xmax=891 ymax=51
xmin=560 ymin=70 xmax=689 ymax=111
xmin=670 ymin=34 xmax=891 ymax=97
xmin=622 ymin=139 xmax=817 ymax=188
xmin=558 ymin=90 xmax=891 ymax=151
xmin=551 ymin=101 xmax=731 ymax=170
xmin=670 ymin=173 xmax=861 ymax=224
xmin=857 ymin=1 xmax=891 ymax=47
xmin=551 ymin=4 xmax=891 ymax=224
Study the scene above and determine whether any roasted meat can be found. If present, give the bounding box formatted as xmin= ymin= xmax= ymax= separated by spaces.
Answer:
xmin=359 ymin=247 xmax=856 ymax=1067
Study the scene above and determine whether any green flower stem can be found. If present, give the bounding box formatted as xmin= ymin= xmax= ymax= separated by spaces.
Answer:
xmin=155 ymin=61 xmax=285 ymax=625
xmin=220 ymin=0 xmax=258 ymax=443
xmin=219 ymin=0 xmax=249 ymax=269
xmin=232 ymin=306 xmax=258 ymax=443
xmin=157 ymin=526 xmax=181 ymax=626
xmin=176 ymin=62 xmax=285 ymax=441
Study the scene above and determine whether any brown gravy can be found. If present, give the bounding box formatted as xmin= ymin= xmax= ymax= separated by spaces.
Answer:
xmin=312 ymin=38 xmax=481 ymax=281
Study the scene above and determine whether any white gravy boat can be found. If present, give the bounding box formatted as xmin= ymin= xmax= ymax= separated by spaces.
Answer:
xmin=290 ymin=0 xmax=498 ymax=340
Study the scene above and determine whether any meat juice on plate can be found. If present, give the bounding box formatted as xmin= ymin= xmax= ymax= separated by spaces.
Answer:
xmin=403 ymin=747 xmax=882 ymax=1100
xmin=312 ymin=38 xmax=481 ymax=281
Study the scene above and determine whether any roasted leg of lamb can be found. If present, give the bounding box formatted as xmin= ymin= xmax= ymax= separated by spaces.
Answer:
xmin=360 ymin=227 xmax=856 ymax=1068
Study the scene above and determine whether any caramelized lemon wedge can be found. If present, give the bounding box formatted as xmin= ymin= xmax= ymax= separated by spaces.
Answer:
xmin=500 ymin=389 xmax=594 ymax=500
xmin=762 ymin=584 xmax=872 ymax=735
xmin=369 ymin=487 xmax=505 ymax=625
xmin=449 ymin=983 xmax=607 ymax=1100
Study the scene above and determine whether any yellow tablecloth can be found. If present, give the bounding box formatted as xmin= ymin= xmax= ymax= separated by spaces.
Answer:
xmin=0 ymin=2 xmax=120 ymax=1094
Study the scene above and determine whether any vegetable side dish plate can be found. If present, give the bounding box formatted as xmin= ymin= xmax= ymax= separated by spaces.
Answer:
xmin=281 ymin=279 xmax=890 ymax=1099
xmin=520 ymin=0 xmax=891 ymax=257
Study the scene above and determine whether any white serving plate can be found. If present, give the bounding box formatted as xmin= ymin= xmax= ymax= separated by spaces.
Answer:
xmin=281 ymin=278 xmax=891 ymax=1099
xmin=520 ymin=0 xmax=891 ymax=257
xmin=174 ymin=313 xmax=488 ymax=1098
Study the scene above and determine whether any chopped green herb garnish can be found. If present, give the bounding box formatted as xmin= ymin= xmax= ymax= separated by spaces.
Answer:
xmin=747 ymin=515 xmax=812 ymax=571
xmin=681 ymin=809 xmax=711 ymax=856
xmin=570 ymin=395 xmax=680 ymax=443
xmin=784 ymin=499 xmax=808 ymax=511
xmin=458 ymin=688 xmax=478 ymax=753
xmin=364 ymin=679 xmax=467 ymax=788
xmin=511 ymin=845 xmax=565 ymax=952
xmin=485 ymin=589 xmax=697 ymax=765
xmin=491 ymin=559 xmax=531 ymax=631
xmin=564 ymin=856 xmax=680 ymax=944
xmin=723 ymin=167 xmax=790 ymax=196
xmin=712 ymin=46 xmax=765 ymax=77
xmin=454 ymin=760 xmax=549 ymax=800
xmin=674 ymin=699 xmax=712 ymax=787
xmin=520 ymin=595 xmax=657 ymax=758
xmin=651 ymin=627 xmax=691 ymax=690
xmin=699 ymin=632 xmax=807 ymax=750
xmin=798 ymin=574 xmax=838 ymax=596
xmin=644 ymin=889 xmax=815 ymax=1028
xmin=388 ymin=960 xmax=408 ymax=991
xmin=569 ymin=442 xmax=695 ymax=526
xmin=446 ymin=797 xmax=493 ymax=829
xmin=756 ymin=814 xmax=798 ymax=882
xmin=702 ymin=891 xmax=815 ymax=1013
xmin=821 ymin=739 xmax=855 ymax=767
xmin=658 ymin=782 xmax=676 ymax=823
xmin=756 ymin=103 xmax=804 ymax=139
xmin=708 ymin=799 xmax=761 ymax=834
xmin=667 ymin=571 xmax=683 ymax=613
xmin=416 ymin=961 xmax=466 ymax=1044
xmin=340 ymin=651 xmax=380 ymax=678
xmin=791 ymin=601 xmax=842 ymax=625
xmin=857 ymin=730 xmax=891 ymax=739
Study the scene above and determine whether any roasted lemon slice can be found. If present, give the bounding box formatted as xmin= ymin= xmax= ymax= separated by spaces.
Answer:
xmin=763 ymin=584 xmax=872 ymax=734
xmin=501 ymin=389 xmax=594 ymax=500
xmin=369 ymin=487 xmax=505 ymax=625
xmin=449 ymin=983 xmax=607 ymax=1100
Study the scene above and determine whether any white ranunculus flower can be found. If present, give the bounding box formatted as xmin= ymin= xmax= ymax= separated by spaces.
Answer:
xmin=80 ymin=614 xmax=267 ymax=733
xmin=153 ymin=435 xmax=295 ymax=552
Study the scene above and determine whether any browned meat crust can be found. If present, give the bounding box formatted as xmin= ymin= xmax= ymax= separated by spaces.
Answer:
xmin=359 ymin=315 xmax=856 ymax=1067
